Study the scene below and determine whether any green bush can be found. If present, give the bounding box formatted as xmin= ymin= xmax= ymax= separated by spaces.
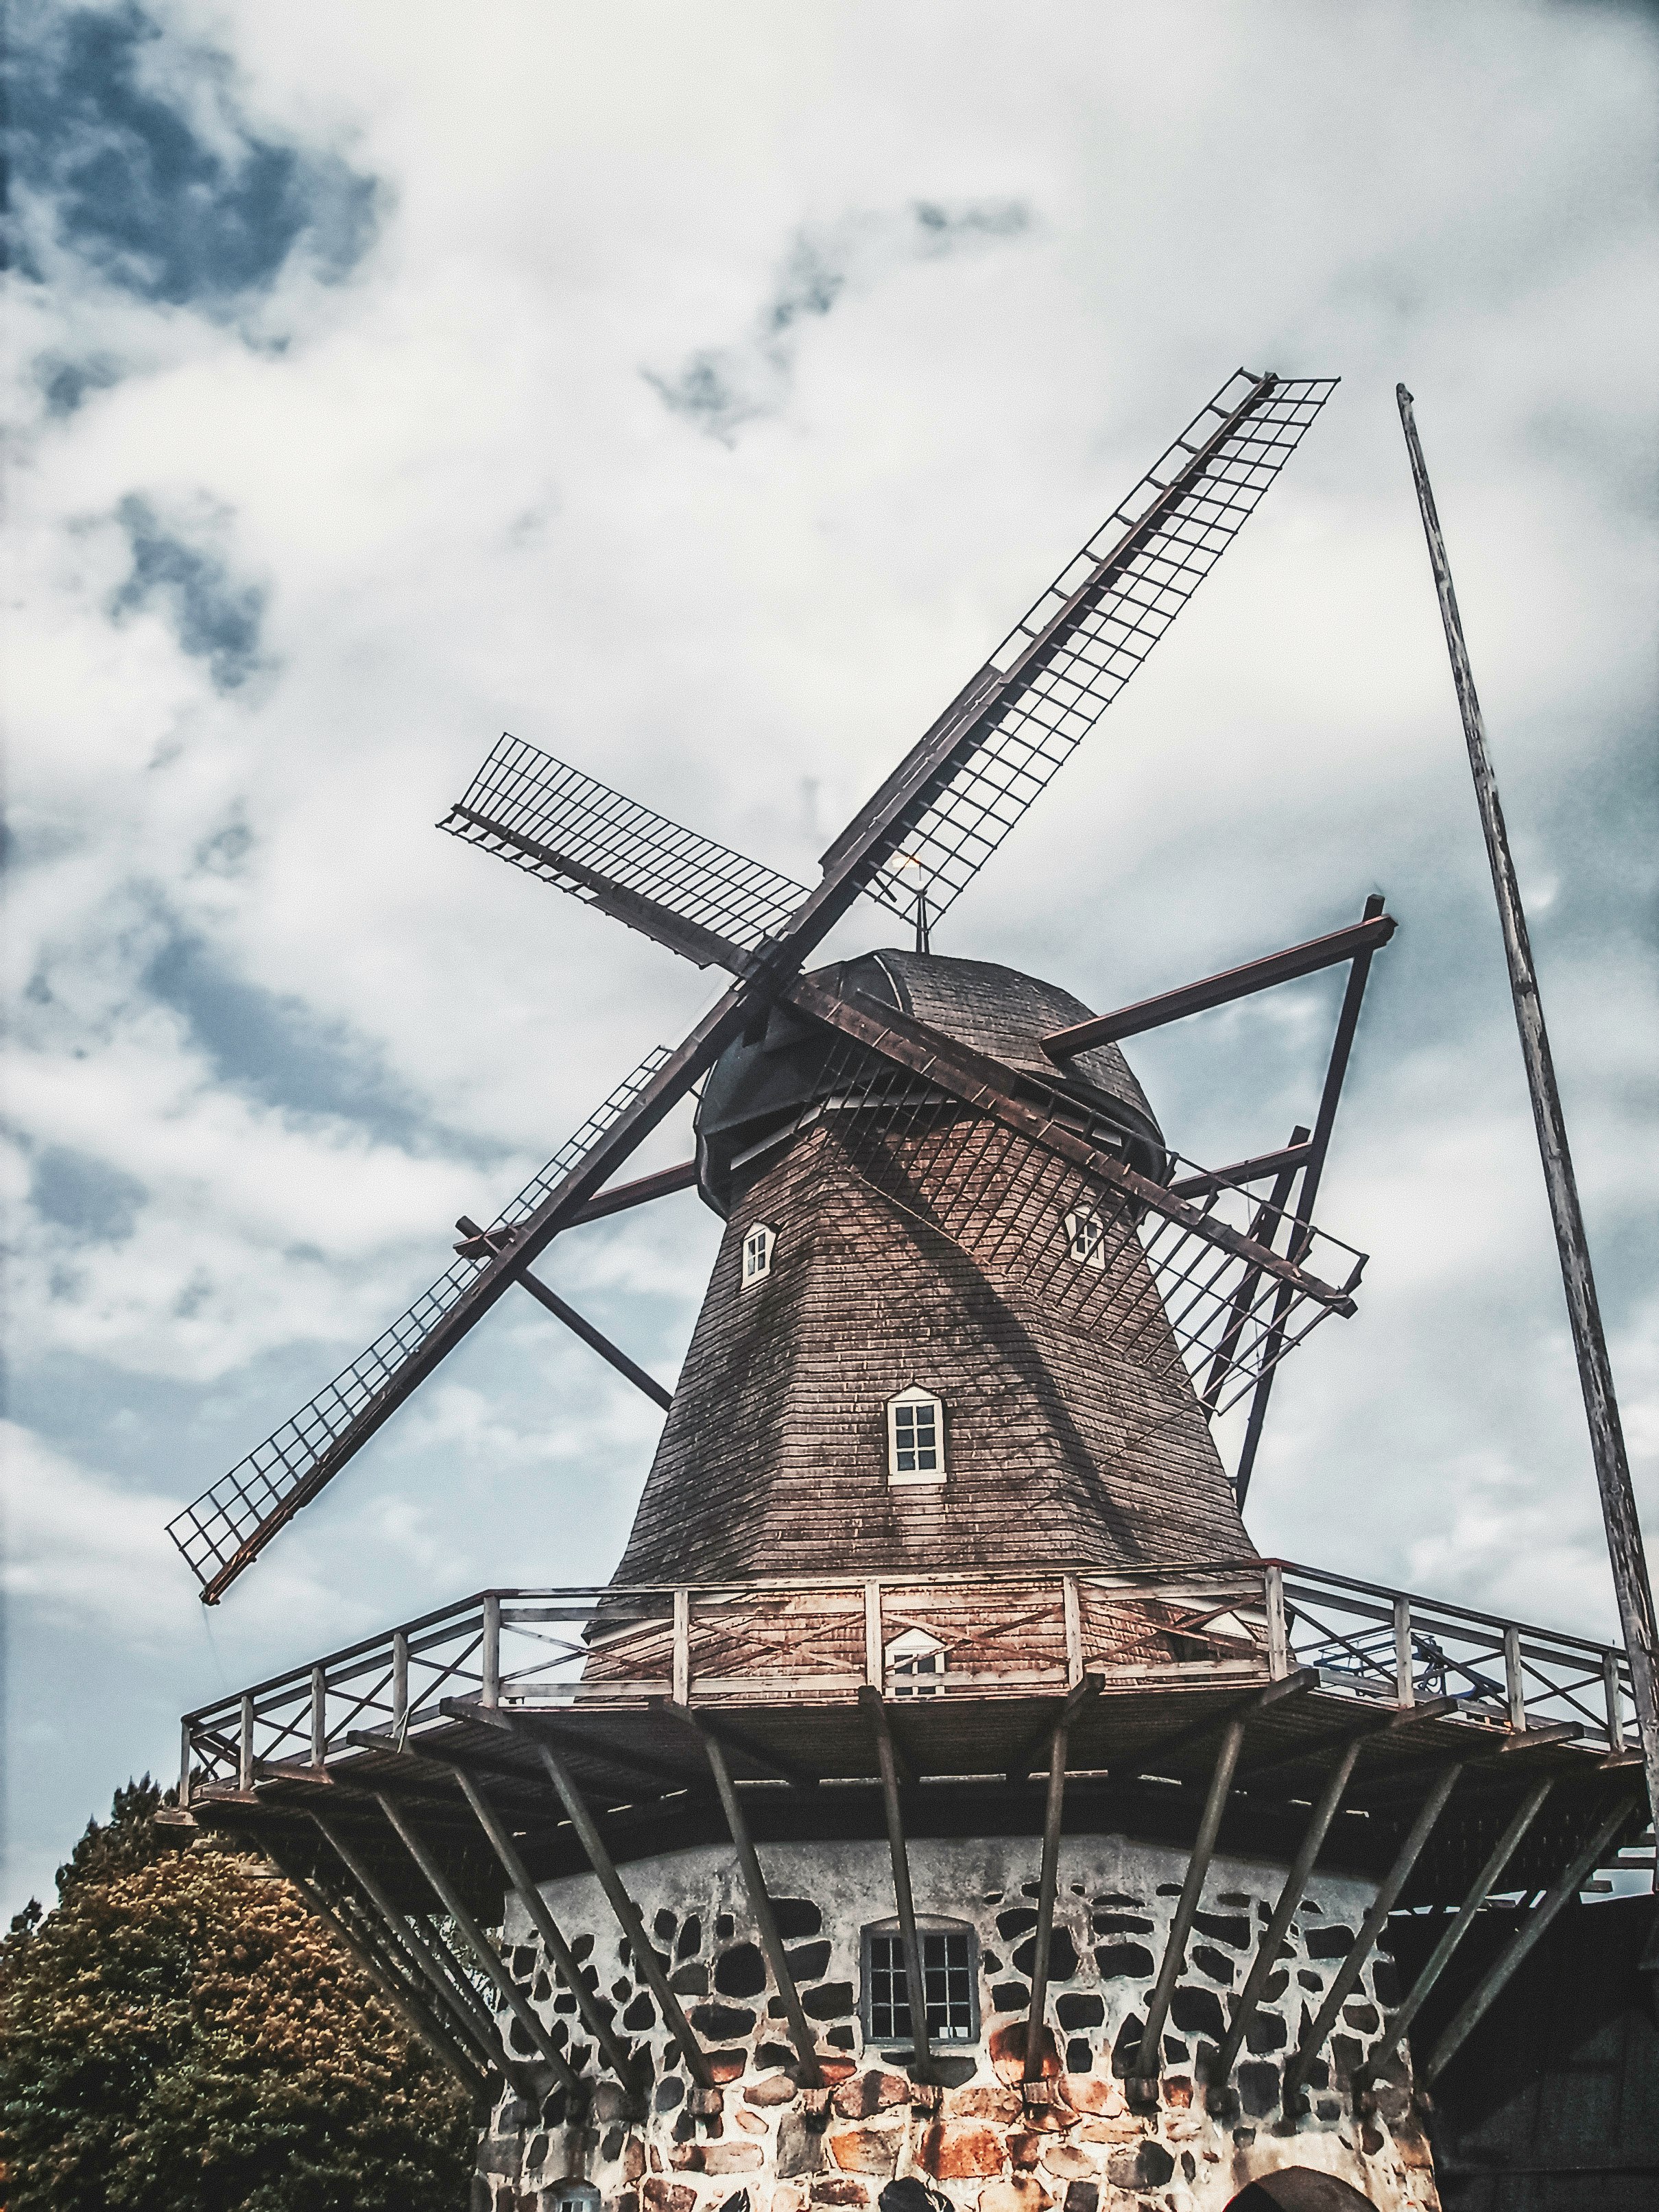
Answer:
xmin=1 ymin=1779 xmax=474 ymax=2210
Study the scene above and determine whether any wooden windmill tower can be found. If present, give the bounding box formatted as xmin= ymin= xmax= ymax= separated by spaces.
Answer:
xmin=166 ymin=372 xmax=1649 ymax=2212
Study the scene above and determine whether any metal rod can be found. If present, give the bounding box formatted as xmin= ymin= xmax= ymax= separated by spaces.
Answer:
xmin=515 ymin=1267 xmax=673 ymax=1412
xmin=523 ymin=1735 xmax=716 ymax=2091
xmin=1424 ymin=1793 xmax=1640 ymax=2083
xmin=264 ymin=1834 xmax=490 ymax=2095
xmin=1372 ymin=1777 xmax=1554 ymax=2067
xmin=1044 ymin=912 xmax=1396 ymax=1055
xmin=1235 ymin=895 xmax=1386 ymax=1506
xmin=1208 ymin=1736 xmax=1363 ymax=2102
xmin=1398 ymin=383 xmax=1659 ymax=1823
xmin=1282 ymin=1760 xmax=1464 ymax=2106
xmin=687 ymin=1717 xmax=824 ymax=2087
xmin=1024 ymin=1720 xmax=1070 ymax=2086
xmin=860 ymin=1686 xmax=933 ymax=2080
xmin=309 ymin=1810 xmax=506 ymax=2073
xmin=374 ymin=1789 xmax=582 ymax=2095
xmin=444 ymin=1761 xmax=641 ymax=2087
xmin=1131 ymin=1711 xmax=1249 ymax=2088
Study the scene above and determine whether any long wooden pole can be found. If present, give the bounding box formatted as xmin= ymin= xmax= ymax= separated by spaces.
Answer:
xmin=1397 ymin=384 xmax=1658 ymax=1822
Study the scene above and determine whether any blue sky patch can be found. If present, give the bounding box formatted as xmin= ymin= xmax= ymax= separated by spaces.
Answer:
xmin=108 ymin=496 xmax=267 ymax=692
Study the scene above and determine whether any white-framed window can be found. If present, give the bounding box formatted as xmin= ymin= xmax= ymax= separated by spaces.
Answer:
xmin=741 ymin=1223 xmax=776 ymax=1288
xmin=861 ymin=1916 xmax=978 ymax=2048
xmin=887 ymin=1386 xmax=944 ymax=1484
xmin=1064 ymin=1205 xmax=1107 ymax=1271
xmin=885 ymin=1627 xmax=945 ymax=1699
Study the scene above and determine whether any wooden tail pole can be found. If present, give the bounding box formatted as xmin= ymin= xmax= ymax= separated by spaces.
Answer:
xmin=1397 ymin=383 xmax=1658 ymax=1822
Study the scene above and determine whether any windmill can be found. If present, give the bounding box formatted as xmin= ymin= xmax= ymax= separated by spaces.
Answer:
xmin=167 ymin=367 xmax=1372 ymax=1606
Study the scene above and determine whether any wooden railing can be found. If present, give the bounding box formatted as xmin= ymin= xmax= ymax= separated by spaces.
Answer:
xmin=180 ymin=1559 xmax=1636 ymax=1804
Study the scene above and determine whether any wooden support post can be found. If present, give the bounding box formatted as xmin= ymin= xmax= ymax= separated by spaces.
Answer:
xmin=522 ymin=1733 xmax=717 ymax=2095
xmin=1503 ymin=1626 xmax=1526 ymax=1733
xmin=482 ymin=1595 xmax=501 ymax=1711
xmin=309 ymin=1810 xmax=506 ymax=2073
xmin=1606 ymin=1648 xmax=1626 ymax=1752
xmin=1425 ymin=1794 xmax=1640 ymax=2084
xmin=860 ymin=1685 xmax=932 ymax=2082
xmin=375 ymin=1789 xmax=582 ymax=2095
xmin=1062 ymin=1577 xmax=1083 ymax=1688
xmin=1023 ymin=1720 xmax=1069 ymax=2090
xmin=1130 ymin=1711 xmax=1250 ymax=2094
xmin=239 ymin=1693 xmax=254 ymax=1792
xmin=865 ymin=1583 xmax=884 ymax=1688
xmin=688 ymin=1718 xmax=824 ymax=2088
xmin=311 ymin=1665 xmax=327 ymax=1768
xmin=1368 ymin=1777 xmax=1554 ymax=2071
xmin=265 ymin=1834 xmax=490 ymax=2096
xmin=1005 ymin=1674 xmax=1102 ymax=1786
xmin=1206 ymin=1736 xmax=1363 ymax=2108
xmin=1393 ymin=1598 xmax=1415 ymax=1709
xmin=1282 ymin=1762 xmax=1464 ymax=2109
xmin=1400 ymin=385 xmax=1659 ymax=1823
xmin=673 ymin=1589 xmax=691 ymax=1707
xmin=179 ymin=1720 xmax=193 ymax=1812
xmin=1264 ymin=1565 xmax=1290 ymax=1681
xmin=444 ymin=1760 xmax=643 ymax=2089
xmin=392 ymin=1630 xmax=409 ymax=1736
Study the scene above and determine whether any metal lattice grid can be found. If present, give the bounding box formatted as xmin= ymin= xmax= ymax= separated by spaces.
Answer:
xmin=442 ymin=735 xmax=810 ymax=956
xmin=784 ymin=1033 xmax=1361 ymax=1415
xmin=863 ymin=372 xmax=1339 ymax=927
xmin=166 ymin=1048 xmax=671 ymax=1589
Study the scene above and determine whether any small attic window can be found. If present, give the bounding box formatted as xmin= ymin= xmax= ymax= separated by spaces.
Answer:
xmin=1064 ymin=1207 xmax=1107 ymax=1271
xmin=887 ymin=1387 xmax=944 ymax=1484
xmin=741 ymin=1223 xmax=776 ymax=1287
xmin=886 ymin=1627 xmax=945 ymax=1699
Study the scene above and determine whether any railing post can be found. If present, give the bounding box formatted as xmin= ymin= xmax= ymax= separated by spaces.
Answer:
xmin=482 ymin=1594 xmax=501 ymax=1711
xmin=673 ymin=1588 xmax=691 ymax=1706
xmin=179 ymin=1720 xmax=194 ymax=1811
xmin=1503 ymin=1625 xmax=1526 ymax=1731
xmin=310 ymin=1665 xmax=326 ymax=1768
xmin=865 ymin=1582 xmax=884 ymax=1689
xmin=1062 ymin=1576 xmax=1083 ymax=1688
xmin=392 ymin=1630 xmax=409 ymax=1735
xmin=239 ymin=1692 xmax=254 ymax=1791
xmin=1393 ymin=1596 xmax=1416 ymax=1708
xmin=1605 ymin=1648 xmax=1626 ymax=1752
xmin=1264 ymin=1564 xmax=1289 ymax=1681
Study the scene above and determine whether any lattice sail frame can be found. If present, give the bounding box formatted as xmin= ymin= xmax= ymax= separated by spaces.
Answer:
xmin=861 ymin=373 xmax=1339 ymax=928
xmin=780 ymin=1033 xmax=1363 ymax=1416
xmin=165 ymin=1048 xmax=672 ymax=1590
xmin=442 ymin=737 xmax=811 ymax=961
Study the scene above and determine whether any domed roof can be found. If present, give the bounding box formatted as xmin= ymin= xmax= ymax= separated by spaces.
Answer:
xmin=696 ymin=948 xmax=1164 ymax=1214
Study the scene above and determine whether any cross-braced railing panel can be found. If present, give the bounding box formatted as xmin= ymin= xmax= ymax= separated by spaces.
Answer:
xmin=781 ymin=1035 xmax=1361 ymax=1414
xmin=863 ymin=374 xmax=1339 ymax=927
xmin=442 ymin=735 xmax=811 ymax=956
xmin=165 ymin=1050 xmax=671 ymax=1589
xmin=179 ymin=1562 xmax=1636 ymax=1803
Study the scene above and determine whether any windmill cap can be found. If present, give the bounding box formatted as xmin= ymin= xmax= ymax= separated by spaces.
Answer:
xmin=695 ymin=948 xmax=1165 ymax=1216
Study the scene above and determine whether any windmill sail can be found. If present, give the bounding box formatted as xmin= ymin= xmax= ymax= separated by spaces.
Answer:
xmin=830 ymin=371 xmax=1339 ymax=928
xmin=442 ymin=739 xmax=811 ymax=970
xmin=166 ymin=1047 xmax=671 ymax=1600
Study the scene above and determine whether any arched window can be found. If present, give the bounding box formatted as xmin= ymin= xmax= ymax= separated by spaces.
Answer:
xmin=886 ymin=1386 xmax=944 ymax=1484
xmin=885 ymin=1626 xmax=945 ymax=1699
xmin=741 ymin=1222 xmax=776 ymax=1288
xmin=861 ymin=1916 xmax=978 ymax=2049
xmin=1064 ymin=1205 xmax=1107 ymax=1271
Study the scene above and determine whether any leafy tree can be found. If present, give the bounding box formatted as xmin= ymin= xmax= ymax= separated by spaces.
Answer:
xmin=1 ymin=1777 xmax=475 ymax=2210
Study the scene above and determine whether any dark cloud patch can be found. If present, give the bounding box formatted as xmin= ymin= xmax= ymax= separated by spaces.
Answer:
xmin=29 ymin=1146 xmax=147 ymax=1247
xmin=108 ymin=496 xmax=268 ymax=692
xmin=646 ymin=199 xmax=1031 ymax=443
xmin=37 ymin=352 xmax=124 ymax=417
xmin=142 ymin=926 xmax=504 ymax=1168
xmin=5 ymin=0 xmax=379 ymax=311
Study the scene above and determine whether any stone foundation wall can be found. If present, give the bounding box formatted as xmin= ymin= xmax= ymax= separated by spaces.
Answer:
xmin=475 ymin=1834 xmax=1438 ymax=2212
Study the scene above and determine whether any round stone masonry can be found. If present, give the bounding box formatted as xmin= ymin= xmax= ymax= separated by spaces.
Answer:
xmin=474 ymin=1836 xmax=1441 ymax=2212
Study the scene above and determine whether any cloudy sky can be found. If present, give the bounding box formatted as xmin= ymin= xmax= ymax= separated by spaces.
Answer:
xmin=3 ymin=0 xmax=1656 ymax=1915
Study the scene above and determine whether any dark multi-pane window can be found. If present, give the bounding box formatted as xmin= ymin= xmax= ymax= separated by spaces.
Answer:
xmin=887 ymin=1389 xmax=942 ymax=1480
xmin=865 ymin=1928 xmax=975 ymax=2044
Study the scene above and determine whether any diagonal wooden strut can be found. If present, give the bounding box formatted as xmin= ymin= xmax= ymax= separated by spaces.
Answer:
xmin=859 ymin=1685 xmax=933 ymax=2082
xmin=1023 ymin=1715 xmax=1071 ymax=2090
xmin=1200 ymin=1129 xmax=1311 ymax=1410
